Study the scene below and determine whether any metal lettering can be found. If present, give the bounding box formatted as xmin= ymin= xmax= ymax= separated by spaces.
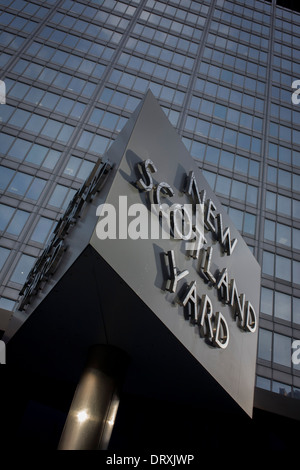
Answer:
xmin=85 ymin=160 xmax=113 ymax=201
xmin=213 ymin=312 xmax=229 ymax=349
xmin=244 ymin=301 xmax=257 ymax=333
xmin=202 ymin=246 xmax=216 ymax=284
xmin=18 ymin=160 xmax=112 ymax=310
xmin=229 ymin=279 xmax=245 ymax=327
xmin=216 ymin=213 xmax=237 ymax=255
xmin=180 ymin=281 xmax=198 ymax=323
xmin=217 ymin=268 xmax=230 ymax=304
xmin=136 ymin=159 xmax=157 ymax=192
xmin=198 ymin=294 xmax=214 ymax=340
xmin=186 ymin=223 xmax=207 ymax=259
xmin=165 ymin=250 xmax=189 ymax=293
xmin=170 ymin=204 xmax=193 ymax=241
xmin=151 ymin=182 xmax=174 ymax=208
xmin=185 ymin=171 xmax=205 ymax=206
xmin=205 ymin=199 xmax=216 ymax=233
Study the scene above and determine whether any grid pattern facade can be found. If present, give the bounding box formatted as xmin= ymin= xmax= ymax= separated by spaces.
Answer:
xmin=0 ymin=0 xmax=300 ymax=402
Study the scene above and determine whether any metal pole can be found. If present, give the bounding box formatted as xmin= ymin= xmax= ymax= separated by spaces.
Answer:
xmin=58 ymin=344 xmax=128 ymax=450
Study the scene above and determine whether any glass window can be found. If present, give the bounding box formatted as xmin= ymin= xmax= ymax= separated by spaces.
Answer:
xmin=57 ymin=124 xmax=74 ymax=143
xmin=62 ymin=188 xmax=76 ymax=211
xmin=223 ymin=129 xmax=237 ymax=146
xmin=89 ymin=108 xmax=105 ymax=126
xmin=216 ymin=175 xmax=230 ymax=196
xmin=42 ymin=119 xmax=62 ymax=139
xmin=0 ymin=133 xmax=15 ymax=154
xmin=64 ymin=156 xmax=81 ymax=176
xmin=278 ymin=195 xmax=291 ymax=216
xmin=0 ymin=204 xmax=14 ymax=231
xmin=6 ymin=209 xmax=29 ymax=236
xmin=228 ymin=207 xmax=243 ymax=231
xmin=48 ymin=185 xmax=68 ymax=207
xmin=293 ymin=228 xmax=300 ymax=251
xmin=262 ymin=251 xmax=274 ymax=276
xmin=293 ymin=260 xmax=300 ymax=285
xmin=293 ymin=200 xmax=300 ymax=219
xmin=266 ymin=191 xmax=276 ymax=211
xmin=70 ymin=102 xmax=85 ymax=119
xmin=89 ymin=134 xmax=111 ymax=154
xmin=256 ymin=376 xmax=271 ymax=391
xmin=237 ymin=132 xmax=251 ymax=151
xmin=267 ymin=166 xmax=277 ymax=184
xmin=8 ymin=172 xmax=33 ymax=196
xmin=275 ymin=255 xmax=291 ymax=282
xmin=235 ymin=156 xmax=248 ymax=174
xmin=77 ymin=131 xmax=93 ymax=150
xmin=55 ymin=97 xmax=74 ymax=115
xmin=10 ymin=254 xmax=36 ymax=285
xmin=210 ymin=124 xmax=224 ymax=141
xmin=25 ymin=143 xmax=48 ymax=166
xmin=31 ymin=217 xmax=54 ymax=244
xmin=214 ymin=103 xmax=227 ymax=120
xmin=77 ymin=161 xmax=94 ymax=180
xmin=294 ymin=297 xmax=300 ymax=324
xmin=231 ymin=180 xmax=246 ymax=201
xmin=203 ymin=171 xmax=216 ymax=190
xmin=258 ymin=328 xmax=272 ymax=361
xmin=244 ymin=212 xmax=256 ymax=235
xmin=0 ymin=297 xmax=15 ymax=310
xmin=277 ymin=223 xmax=291 ymax=246
xmin=8 ymin=108 xmax=30 ymax=128
xmin=260 ymin=287 xmax=273 ymax=316
xmin=274 ymin=291 xmax=291 ymax=321
xmin=44 ymin=149 xmax=61 ymax=169
xmin=0 ymin=246 xmax=10 ymax=271
xmin=25 ymin=87 xmax=44 ymax=106
xmin=246 ymin=185 xmax=257 ymax=205
xmin=220 ymin=151 xmax=234 ymax=170
xmin=0 ymin=166 xmax=14 ymax=190
xmin=205 ymin=146 xmax=219 ymax=165
xmin=249 ymin=160 xmax=259 ymax=178
xmin=273 ymin=333 xmax=291 ymax=367
xmin=278 ymin=169 xmax=291 ymax=188
xmin=25 ymin=114 xmax=47 ymax=133
xmin=272 ymin=381 xmax=291 ymax=397
xmin=26 ymin=178 xmax=46 ymax=200
xmin=264 ymin=219 xmax=275 ymax=241
xmin=8 ymin=138 xmax=31 ymax=160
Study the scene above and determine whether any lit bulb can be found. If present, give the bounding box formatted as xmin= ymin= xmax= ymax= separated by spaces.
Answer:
xmin=76 ymin=410 xmax=89 ymax=423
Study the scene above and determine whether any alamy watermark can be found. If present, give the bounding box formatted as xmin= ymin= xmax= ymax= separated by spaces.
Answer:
xmin=0 ymin=341 xmax=6 ymax=364
xmin=95 ymin=197 xmax=206 ymax=256
xmin=292 ymin=80 xmax=300 ymax=105
xmin=292 ymin=340 xmax=300 ymax=365
xmin=0 ymin=80 xmax=5 ymax=105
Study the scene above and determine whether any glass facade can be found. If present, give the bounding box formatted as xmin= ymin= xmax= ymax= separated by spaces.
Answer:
xmin=0 ymin=0 xmax=300 ymax=403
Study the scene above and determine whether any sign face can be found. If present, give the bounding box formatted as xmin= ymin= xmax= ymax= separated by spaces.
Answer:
xmin=90 ymin=91 xmax=261 ymax=417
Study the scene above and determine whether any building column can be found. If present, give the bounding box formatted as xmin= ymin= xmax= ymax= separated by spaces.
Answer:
xmin=58 ymin=344 xmax=128 ymax=450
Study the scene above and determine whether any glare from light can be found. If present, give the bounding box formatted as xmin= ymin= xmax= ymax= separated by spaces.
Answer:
xmin=76 ymin=410 xmax=89 ymax=423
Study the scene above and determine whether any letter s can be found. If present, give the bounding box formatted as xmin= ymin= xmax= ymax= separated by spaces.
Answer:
xmin=136 ymin=159 xmax=157 ymax=192
xmin=291 ymin=80 xmax=300 ymax=105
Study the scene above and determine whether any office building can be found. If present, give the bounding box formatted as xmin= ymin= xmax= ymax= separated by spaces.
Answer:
xmin=0 ymin=0 xmax=300 ymax=450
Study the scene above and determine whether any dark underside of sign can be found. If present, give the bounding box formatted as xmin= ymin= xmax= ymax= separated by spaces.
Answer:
xmin=3 ymin=244 xmax=299 ymax=451
xmin=7 ymin=244 xmax=243 ymax=412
